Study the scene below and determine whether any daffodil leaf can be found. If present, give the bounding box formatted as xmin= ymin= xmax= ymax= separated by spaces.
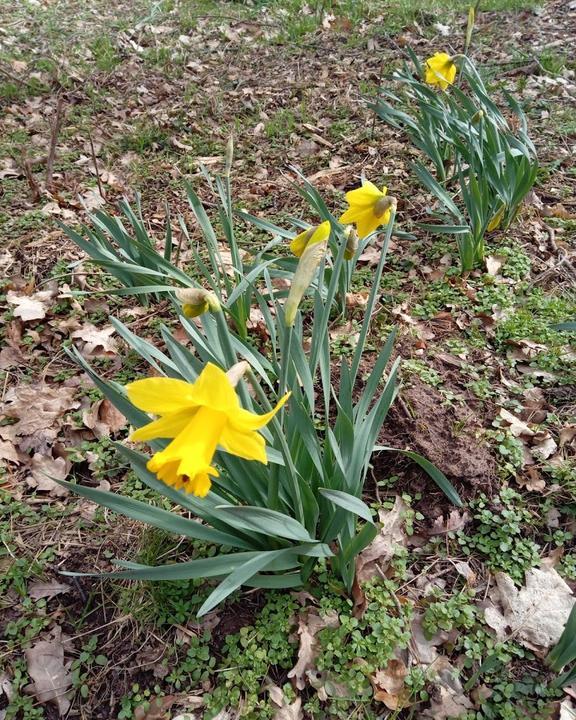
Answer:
xmin=214 ymin=506 xmax=314 ymax=542
xmin=318 ymin=489 xmax=374 ymax=524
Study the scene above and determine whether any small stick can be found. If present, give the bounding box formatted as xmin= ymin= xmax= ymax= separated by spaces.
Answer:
xmin=45 ymin=96 xmax=65 ymax=190
xmin=88 ymin=129 xmax=106 ymax=201
xmin=21 ymin=155 xmax=41 ymax=203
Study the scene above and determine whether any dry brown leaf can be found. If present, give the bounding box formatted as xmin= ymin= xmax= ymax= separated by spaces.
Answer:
xmin=517 ymin=466 xmax=546 ymax=492
xmin=329 ymin=320 xmax=360 ymax=347
xmin=71 ymin=324 xmax=118 ymax=356
xmin=6 ymin=289 xmax=57 ymax=322
xmin=498 ymin=408 xmax=534 ymax=438
xmin=356 ymin=496 xmax=407 ymax=583
xmin=484 ymin=567 xmax=575 ymax=649
xmin=4 ymin=384 xmax=79 ymax=437
xmin=560 ymin=425 xmax=576 ymax=447
xmin=133 ymin=695 xmax=177 ymax=720
xmin=531 ymin=432 xmax=558 ymax=460
xmin=485 ymin=255 xmax=506 ymax=276
xmin=0 ymin=439 xmax=20 ymax=464
xmin=287 ymin=610 xmax=339 ymax=690
xmin=83 ymin=398 xmax=127 ymax=437
xmin=268 ymin=684 xmax=303 ymax=720
xmin=371 ymin=658 xmax=410 ymax=710
xmin=409 ymin=615 xmax=441 ymax=665
xmin=28 ymin=581 xmax=71 ymax=600
xmin=26 ymin=453 xmax=70 ymax=495
xmin=345 ymin=291 xmax=369 ymax=309
xmin=424 ymin=656 xmax=473 ymax=719
xmin=25 ymin=636 xmax=72 ymax=715
xmin=425 ymin=686 xmax=473 ymax=719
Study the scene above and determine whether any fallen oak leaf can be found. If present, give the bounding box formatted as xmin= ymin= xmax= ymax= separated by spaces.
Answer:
xmin=356 ymin=496 xmax=408 ymax=584
xmin=26 ymin=453 xmax=70 ymax=496
xmin=71 ymin=324 xmax=118 ymax=356
xmin=83 ymin=398 xmax=127 ymax=437
xmin=28 ymin=581 xmax=71 ymax=601
xmin=287 ymin=610 xmax=339 ymax=690
xmin=484 ymin=567 xmax=574 ymax=650
xmin=6 ymin=289 xmax=57 ymax=322
xmin=371 ymin=658 xmax=410 ymax=710
xmin=25 ymin=636 xmax=72 ymax=715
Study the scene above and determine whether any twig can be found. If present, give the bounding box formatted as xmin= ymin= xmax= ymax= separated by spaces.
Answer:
xmin=45 ymin=96 xmax=65 ymax=190
xmin=21 ymin=155 xmax=41 ymax=203
xmin=88 ymin=129 xmax=106 ymax=201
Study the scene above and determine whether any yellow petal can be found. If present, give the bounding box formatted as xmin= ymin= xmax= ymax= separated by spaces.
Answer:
xmin=126 ymin=377 xmax=198 ymax=414
xmin=290 ymin=228 xmax=314 ymax=257
xmin=356 ymin=211 xmax=382 ymax=239
xmin=229 ymin=391 xmax=291 ymax=432
xmin=218 ymin=424 xmax=267 ymax=463
xmin=344 ymin=181 xmax=383 ymax=208
xmin=188 ymin=362 xmax=239 ymax=413
xmin=185 ymin=471 xmax=215 ymax=497
xmin=130 ymin=408 xmax=195 ymax=442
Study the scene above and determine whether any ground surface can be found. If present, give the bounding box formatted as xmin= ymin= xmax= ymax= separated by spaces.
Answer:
xmin=1 ymin=0 xmax=575 ymax=718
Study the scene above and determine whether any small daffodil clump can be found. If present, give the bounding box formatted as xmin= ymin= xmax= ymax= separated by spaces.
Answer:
xmin=424 ymin=52 xmax=457 ymax=90
xmin=339 ymin=181 xmax=393 ymax=239
xmin=126 ymin=362 xmax=290 ymax=497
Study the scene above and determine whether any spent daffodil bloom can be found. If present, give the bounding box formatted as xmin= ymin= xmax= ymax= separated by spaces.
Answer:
xmin=289 ymin=220 xmax=331 ymax=258
xmin=339 ymin=181 xmax=393 ymax=239
xmin=424 ymin=52 xmax=457 ymax=90
xmin=175 ymin=287 xmax=221 ymax=318
xmin=126 ymin=362 xmax=290 ymax=497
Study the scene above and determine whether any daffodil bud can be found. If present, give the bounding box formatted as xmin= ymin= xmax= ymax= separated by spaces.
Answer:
xmin=285 ymin=237 xmax=328 ymax=327
xmin=343 ymin=226 xmax=358 ymax=260
xmin=224 ymin=135 xmax=234 ymax=178
xmin=175 ymin=287 xmax=221 ymax=317
xmin=226 ymin=361 xmax=249 ymax=387
xmin=471 ymin=109 xmax=484 ymax=125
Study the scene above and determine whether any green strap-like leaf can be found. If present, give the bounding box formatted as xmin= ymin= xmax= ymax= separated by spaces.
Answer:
xmin=214 ymin=506 xmax=314 ymax=542
xmin=318 ymin=489 xmax=375 ymax=523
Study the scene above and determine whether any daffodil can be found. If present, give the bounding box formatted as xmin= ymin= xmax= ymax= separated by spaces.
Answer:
xmin=284 ymin=222 xmax=330 ymax=327
xmin=339 ymin=181 xmax=393 ymax=239
xmin=289 ymin=220 xmax=331 ymax=257
xmin=126 ymin=362 xmax=289 ymax=497
xmin=424 ymin=52 xmax=457 ymax=90
xmin=175 ymin=288 xmax=220 ymax=318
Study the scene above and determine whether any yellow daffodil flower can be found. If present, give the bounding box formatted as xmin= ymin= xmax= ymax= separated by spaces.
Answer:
xmin=126 ymin=362 xmax=290 ymax=497
xmin=289 ymin=220 xmax=331 ymax=257
xmin=338 ymin=181 xmax=393 ymax=239
xmin=424 ymin=52 xmax=457 ymax=90
xmin=175 ymin=288 xmax=220 ymax=318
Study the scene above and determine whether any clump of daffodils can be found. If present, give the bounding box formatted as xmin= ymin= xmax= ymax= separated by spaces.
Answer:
xmin=424 ymin=52 xmax=457 ymax=90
